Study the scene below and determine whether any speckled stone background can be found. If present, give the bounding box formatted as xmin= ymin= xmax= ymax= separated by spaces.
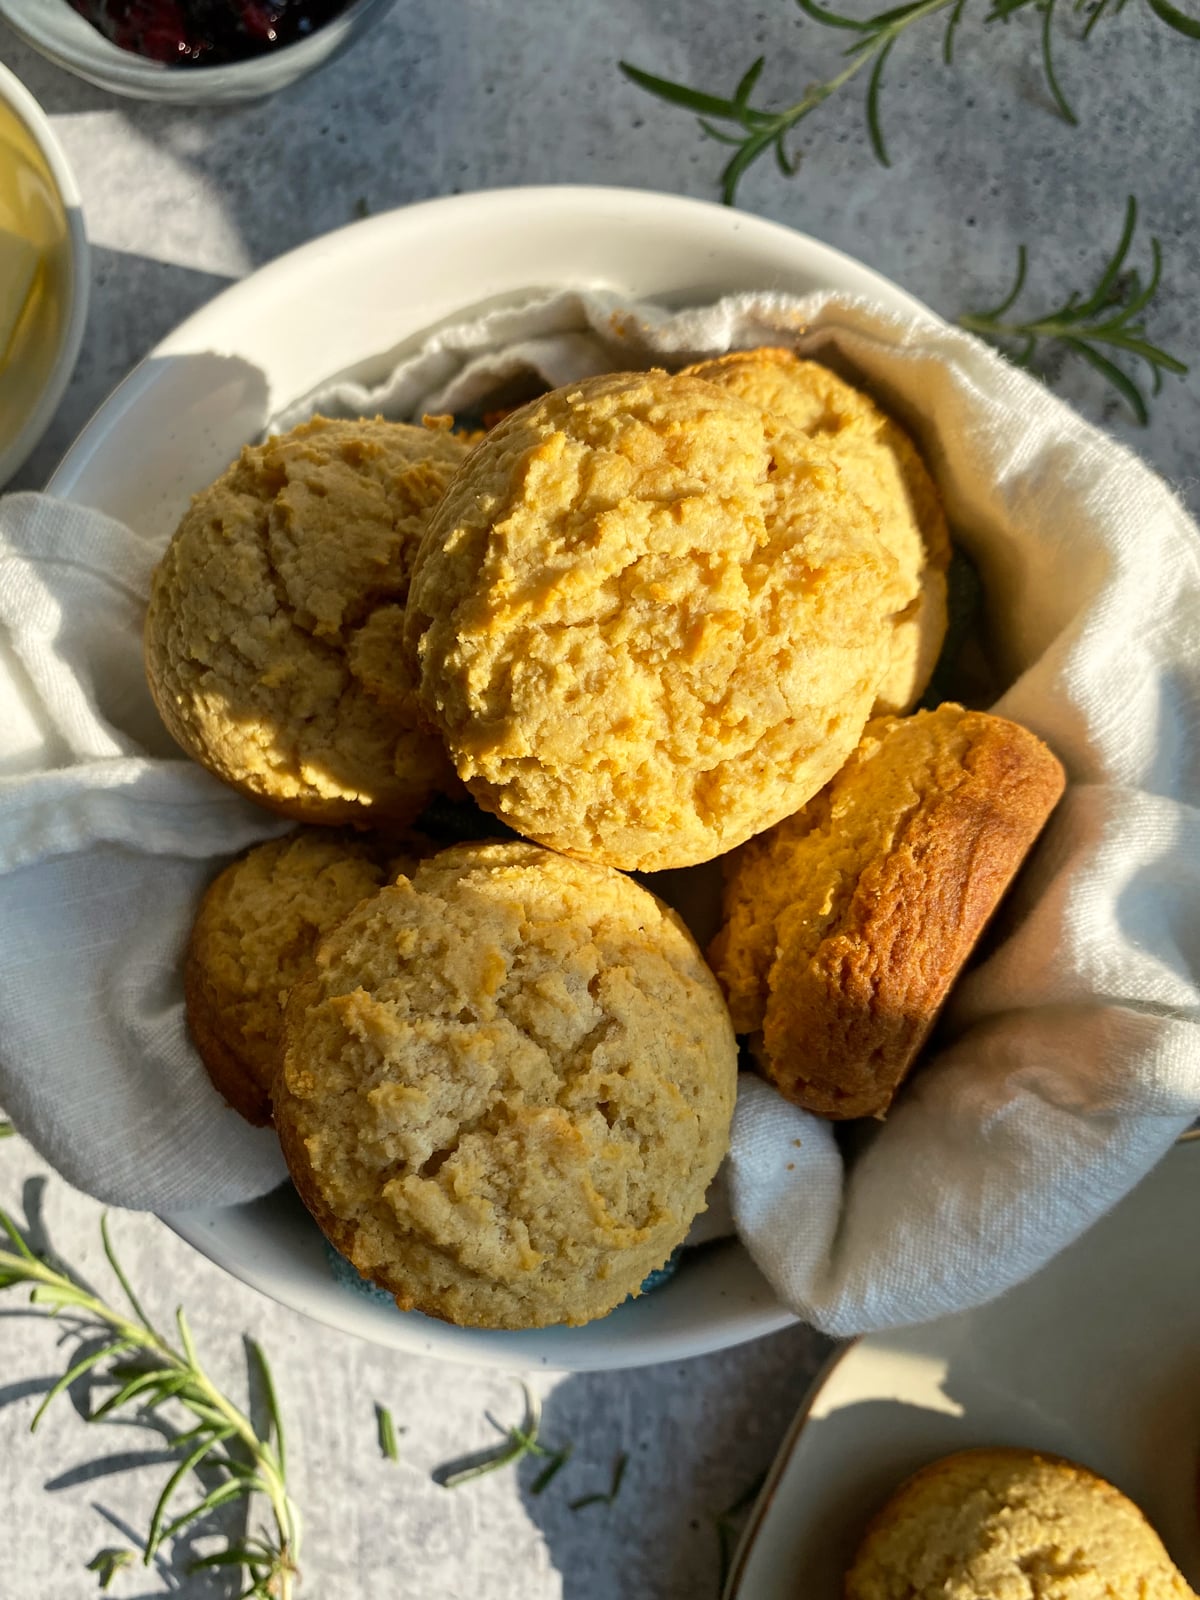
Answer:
xmin=0 ymin=2 xmax=1196 ymax=1596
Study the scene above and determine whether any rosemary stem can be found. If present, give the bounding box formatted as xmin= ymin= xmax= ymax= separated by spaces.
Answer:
xmin=960 ymin=311 xmax=1153 ymax=347
xmin=771 ymin=0 xmax=956 ymax=138
xmin=184 ymin=1362 xmax=299 ymax=1594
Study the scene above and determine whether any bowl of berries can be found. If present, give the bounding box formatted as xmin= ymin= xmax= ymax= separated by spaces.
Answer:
xmin=0 ymin=0 xmax=396 ymax=103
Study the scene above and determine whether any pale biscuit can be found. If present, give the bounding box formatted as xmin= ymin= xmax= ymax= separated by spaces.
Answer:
xmin=273 ymin=840 xmax=738 ymax=1329
xmin=145 ymin=415 xmax=467 ymax=826
xmin=405 ymin=370 xmax=909 ymax=872
xmin=682 ymin=348 xmax=950 ymax=713
xmin=709 ymin=703 xmax=1065 ymax=1119
xmin=186 ymin=831 xmax=413 ymax=1125
xmin=845 ymin=1449 xmax=1196 ymax=1599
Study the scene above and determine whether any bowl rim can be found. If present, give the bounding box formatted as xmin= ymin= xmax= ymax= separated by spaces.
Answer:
xmin=0 ymin=0 xmax=391 ymax=92
xmin=0 ymin=59 xmax=89 ymax=487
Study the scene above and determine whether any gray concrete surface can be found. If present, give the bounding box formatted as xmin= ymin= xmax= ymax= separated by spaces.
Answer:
xmin=0 ymin=2 xmax=1196 ymax=1596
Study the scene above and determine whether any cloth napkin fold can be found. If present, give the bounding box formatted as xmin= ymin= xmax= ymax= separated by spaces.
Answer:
xmin=1 ymin=288 xmax=1197 ymax=1334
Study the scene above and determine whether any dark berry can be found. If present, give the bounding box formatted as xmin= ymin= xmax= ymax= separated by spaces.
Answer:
xmin=68 ymin=0 xmax=353 ymax=67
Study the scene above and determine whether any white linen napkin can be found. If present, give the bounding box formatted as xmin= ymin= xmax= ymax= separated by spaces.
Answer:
xmin=1 ymin=288 xmax=1197 ymax=1333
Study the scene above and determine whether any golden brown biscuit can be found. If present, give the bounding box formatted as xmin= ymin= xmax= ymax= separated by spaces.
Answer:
xmin=405 ymin=370 xmax=910 ymax=872
xmin=844 ymin=1449 xmax=1196 ymax=1599
xmin=145 ymin=416 xmax=467 ymax=826
xmin=682 ymin=348 xmax=950 ymax=715
xmin=185 ymin=830 xmax=414 ymax=1124
xmin=709 ymin=703 xmax=1065 ymax=1119
xmin=273 ymin=840 xmax=738 ymax=1328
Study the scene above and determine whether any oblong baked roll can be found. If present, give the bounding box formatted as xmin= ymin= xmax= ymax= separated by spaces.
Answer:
xmin=709 ymin=702 xmax=1065 ymax=1118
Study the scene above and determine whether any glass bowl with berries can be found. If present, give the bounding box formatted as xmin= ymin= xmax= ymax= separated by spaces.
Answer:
xmin=0 ymin=0 xmax=396 ymax=103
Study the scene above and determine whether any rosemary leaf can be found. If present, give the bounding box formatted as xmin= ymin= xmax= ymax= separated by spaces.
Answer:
xmin=145 ymin=1425 xmax=239 ymax=1558
xmin=0 ymin=1206 xmax=36 ymax=1261
xmin=943 ymin=0 xmax=968 ymax=59
xmin=1143 ymin=0 xmax=1200 ymax=35
xmin=959 ymin=196 xmax=1186 ymax=422
xmin=1081 ymin=194 xmax=1138 ymax=313
xmin=530 ymin=1443 xmax=572 ymax=1495
xmin=1065 ymin=338 xmax=1151 ymax=423
xmin=698 ymin=117 xmax=749 ymax=147
xmin=435 ymin=1382 xmax=560 ymax=1488
xmin=864 ymin=38 xmax=896 ymax=164
xmin=30 ymin=1338 xmax=136 ymax=1432
xmin=974 ymin=243 xmax=1028 ymax=321
xmin=733 ymin=55 xmax=767 ymax=110
xmin=157 ymin=1474 xmax=267 ymax=1546
xmin=248 ymin=1336 xmax=287 ymax=1475
xmin=377 ymin=1401 xmax=399 ymax=1462
xmin=85 ymin=1547 xmax=135 ymax=1590
xmin=190 ymin=1545 xmax=275 ymax=1571
xmin=797 ymin=0 xmax=868 ymax=30
xmin=100 ymin=1212 xmax=157 ymax=1336
xmin=619 ymin=62 xmax=745 ymax=120
xmin=88 ymin=1363 xmax=187 ymax=1423
xmin=1037 ymin=0 xmax=1079 ymax=124
xmin=569 ymin=1450 xmax=629 ymax=1511
xmin=567 ymin=1492 xmax=608 ymax=1511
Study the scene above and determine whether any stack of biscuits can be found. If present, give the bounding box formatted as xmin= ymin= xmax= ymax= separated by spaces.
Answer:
xmin=145 ymin=352 xmax=1065 ymax=1330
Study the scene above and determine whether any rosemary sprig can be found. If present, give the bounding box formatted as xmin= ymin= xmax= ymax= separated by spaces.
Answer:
xmin=959 ymin=196 xmax=1187 ymax=422
xmin=622 ymin=0 xmax=1200 ymax=202
xmin=0 ymin=1208 xmax=301 ymax=1598
xmin=435 ymin=1381 xmax=557 ymax=1488
xmin=376 ymin=1402 xmax=399 ymax=1462
xmin=568 ymin=1450 xmax=628 ymax=1512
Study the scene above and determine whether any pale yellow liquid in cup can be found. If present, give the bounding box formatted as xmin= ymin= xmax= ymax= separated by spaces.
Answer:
xmin=0 ymin=101 xmax=70 ymax=460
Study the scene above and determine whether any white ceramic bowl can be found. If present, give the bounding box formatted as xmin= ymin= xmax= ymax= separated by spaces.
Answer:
xmin=0 ymin=61 xmax=87 ymax=487
xmin=0 ymin=0 xmax=395 ymax=104
xmin=47 ymin=186 xmax=933 ymax=1371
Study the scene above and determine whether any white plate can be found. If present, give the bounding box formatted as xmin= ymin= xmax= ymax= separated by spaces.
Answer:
xmin=728 ymin=1139 xmax=1200 ymax=1594
xmin=48 ymin=185 xmax=931 ymax=1371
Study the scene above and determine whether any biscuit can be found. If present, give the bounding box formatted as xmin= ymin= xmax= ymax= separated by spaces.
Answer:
xmin=273 ymin=840 xmax=738 ymax=1328
xmin=682 ymin=348 xmax=950 ymax=714
xmin=709 ymin=703 xmax=1065 ymax=1119
xmin=844 ymin=1449 xmax=1196 ymax=1599
xmin=145 ymin=415 xmax=467 ymax=826
xmin=185 ymin=831 xmax=413 ymax=1124
xmin=405 ymin=370 xmax=910 ymax=872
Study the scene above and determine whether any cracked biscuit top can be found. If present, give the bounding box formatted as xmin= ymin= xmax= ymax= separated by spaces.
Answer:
xmin=273 ymin=841 xmax=738 ymax=1329
xmin=682 ymin=347 xmax=950 ymax=715
xmin=844 ymin=1449 xmax=1196 ymax=1600
xmin=404 ymin=370 xmax=910 ymax=872
xmin=144 ymin=415 xmax=467 ymax=826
